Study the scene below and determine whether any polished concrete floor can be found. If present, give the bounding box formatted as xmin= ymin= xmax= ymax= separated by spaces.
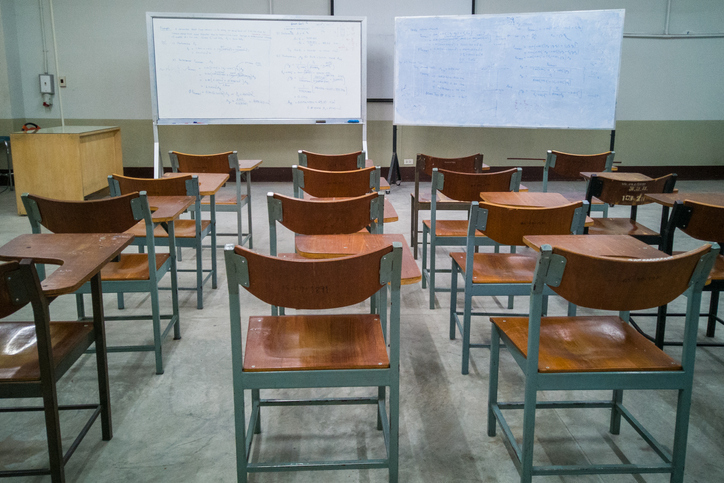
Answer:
xmin=0 ymin=178 xmax=723 ymax=482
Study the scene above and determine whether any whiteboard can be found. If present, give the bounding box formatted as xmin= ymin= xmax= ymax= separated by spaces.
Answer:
xmin=147 ymin=14 xmax=366 ymax=124
xmin=394 ymin=10 xmax=625 ymax=129
xmin=334 ymin=0 xmax=471 ymax=100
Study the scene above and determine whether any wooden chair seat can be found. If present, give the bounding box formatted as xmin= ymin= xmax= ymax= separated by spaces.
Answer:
xmin=559 ymin=191 xmax=604 ymax=205
xmin=417 ymin=192 xmax=476 ymax=206
xmin=276 ymin=252 xmax=309 ymax=261
xmin=0 ymin=321 xmax=94 ymax=381
xmin=423 ymin=219 xmax=484 ymax=237
xmin=491 ymin=315 xmax=682 ymax=373
xmin=127 ymin=219 xmax=211 ymax=238
xmin=587 ymin=218 xmax=660 ymax=237
xmin=101 ymin=253 xmax=170 ymax=281
xmin=450 ymin=252 xmax=537 ymax=284
xmin=243 ymin=314 xmax=390 ymax=372
xmin=201 ymin=187 xmax=247 ymax=206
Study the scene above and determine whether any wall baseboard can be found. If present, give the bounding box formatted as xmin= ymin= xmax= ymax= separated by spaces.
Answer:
xmin=122 ymin=165 xmax=724 ymax=184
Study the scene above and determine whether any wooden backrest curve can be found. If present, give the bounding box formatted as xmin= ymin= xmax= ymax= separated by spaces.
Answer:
xmin=24 ymin=192 xmax=142 ymax=234
xmin=437 ymin=168 xmax=520 ymax=201
xmin=170 ymin=151 xmax=236 ymax=175
xmin=550 ymin=244 xmax=712 ymax=311
xmin=479 ymin=201 xmax=584 ymax=246
xmin=547 ymin=150 xmax=613 ymax=180
xmin=587 ymin=173 xmax=676 ymax=206
xmin=680 ymin=200 xmax=724 ymax=245
xmin=112 ymin=174 xmax=192 ymax=197
xmin=234 ymin=245 xmax=391 ymax=309
xmin=296 ymin=165 xmax=377 ymax=198
xmin=298 ymin=150 xmax=364 ymax=171
xmin=417 ymin=153 xmax=484 ymax=178
xmin=273 ymin=192 xmax=380 ymax=235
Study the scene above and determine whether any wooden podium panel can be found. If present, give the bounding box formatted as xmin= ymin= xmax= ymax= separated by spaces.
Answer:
xmin=11 ymin=126 xmax=122 ymax=215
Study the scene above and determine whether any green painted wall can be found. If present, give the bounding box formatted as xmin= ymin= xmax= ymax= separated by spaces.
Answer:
xmin=3 ymin=119 xmax=722 ymax=171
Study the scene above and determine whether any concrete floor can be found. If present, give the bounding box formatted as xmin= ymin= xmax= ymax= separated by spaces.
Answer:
xmin=0 ymin=178 xmax=723 ymax=482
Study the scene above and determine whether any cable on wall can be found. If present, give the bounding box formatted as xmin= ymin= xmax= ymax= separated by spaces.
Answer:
xmin=48 ymin=0 xmax=64 ymax=126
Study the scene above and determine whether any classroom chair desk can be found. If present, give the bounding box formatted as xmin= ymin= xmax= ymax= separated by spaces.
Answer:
xmin=480 ymin=192 xmax=595 ymax=226
xmin=294 ymin=233 xmax=421 ymax=285
xmin=0 ymin=233 xmax=134 ymax=296
xmin=523 ymin=234 xmax=668 ymax=259
xmin=302 ymin=192 xmax=399 ymax=223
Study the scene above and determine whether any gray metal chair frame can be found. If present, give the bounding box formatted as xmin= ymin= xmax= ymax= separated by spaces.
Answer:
xmin=109 ymin=174 xmax=214 ymax=309
xmin=169 ymin=150 xmax=253 ymax=248
xmin=411 ymin=153 xmax=485 ymax=260
xmin=298 ymin=149 xmax=366 ymax=171
xmin=292 ymin=164 xmax=381 ymax=199
xmin=225 ymin=243 xmax=402 ymax=482
xmin=450 ymin=201 xmax=588 ymax=374
xmin=422 ymin=167 xmax=522 ymax=309
xmin=0 ymin=259 xmax=111 ymax=481
xmin=488 ymin=243 xmax=718 ymax=482
xmin=542 ymin=150 xmax=614 ymax=215
xmin=23 ymin=192 xmax=179 ymax=375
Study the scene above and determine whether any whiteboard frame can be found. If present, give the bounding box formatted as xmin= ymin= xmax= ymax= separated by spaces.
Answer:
xmin=147 ymin=12 xmax=367 ymax=125
xmin=146 ymin=12 xmax=367 ymax=176
xmin=393 ymin=10 xmax=624 ymax=130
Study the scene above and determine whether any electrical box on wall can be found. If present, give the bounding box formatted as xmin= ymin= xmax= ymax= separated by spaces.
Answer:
xmin=39 ymin=74 xmax=55 ymax=94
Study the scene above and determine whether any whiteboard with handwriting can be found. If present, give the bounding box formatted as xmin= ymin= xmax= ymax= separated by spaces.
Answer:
xmin=148 ymin=14 xmax=365 ymax=124
xmin=394 ymin=10 xmax=624 ymax=129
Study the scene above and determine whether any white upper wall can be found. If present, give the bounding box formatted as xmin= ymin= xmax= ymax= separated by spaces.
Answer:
xmin=2 ymin=0 xmax=723 ymax=122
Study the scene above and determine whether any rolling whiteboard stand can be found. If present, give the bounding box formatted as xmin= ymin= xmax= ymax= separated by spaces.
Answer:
xmin=147 ymin=13 xmax=367 ymax=177
xmin=394 ymin=10 xmax=624 ymax=130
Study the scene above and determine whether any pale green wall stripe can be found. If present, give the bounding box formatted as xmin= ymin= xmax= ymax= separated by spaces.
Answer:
xmin=2 ymin=119 xmax=722 ymax=169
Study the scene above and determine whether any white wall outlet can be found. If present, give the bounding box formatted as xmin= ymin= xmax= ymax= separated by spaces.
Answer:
xmin=403 ymin=158 xmax=414 ymax=165
xmin=39 ymin=74 xmax=55 ymax=94
xmin=59 ymin=77 xmax=67 ymax=88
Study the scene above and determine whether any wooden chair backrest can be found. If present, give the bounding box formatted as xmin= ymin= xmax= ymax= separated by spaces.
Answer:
xmin=417 ymin=153 xmax=484 ymax=178
xmin=295 ymin=165 xmax=377 ymax=198
xmin=170 ymin=151 xmax=235 ymax=175
xmin=272 ymin=192 xmax=380 ymax=235
xmin=547 ymin=150 xmax=613 ymax=180
xmin=24 ymin=192 xmax=142 ymax=234
xmin=680 ymin=200 xmax=724 ymax=244
xmin=111 ymin=174 xmax=192 ymax=197
xmin=437 ymin=168 xmax=520 ymax=202
xmin=234 ymin=245 xmax=390 ymax=309
xmin=549 ymin=244 xmax=711 ymax=311
xmin=588 ymin=174 xmax=676 ymax=206
xmin=298 ymin=150 xmax=364 ymax=171
xmin=479 ymin=201 xmax=584 ymax=246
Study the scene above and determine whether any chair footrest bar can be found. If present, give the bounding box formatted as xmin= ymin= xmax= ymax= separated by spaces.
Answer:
xmin=103 ymin=345 xmax=155 ymax=352
xmin=532 ymin=463 xmax=672 ymax=476
xmin=259 ymin=397 xmax=378 ymax=406
xmin=498 ymin=400 xmax=613 ymax=410
xmin=0 ymin=403 xmax=99 ymax=413
xmin=248 ymin=458 xmax=388 ymax=472
xmin=0 ymin=468 xmax=51 ymax=477
xmin=469 ymin=343 xmax=507 ymax=349
xmin=81 ymin=314 xmax=175 ymax=321
xmin=63 ymin=406 xmax=102 ymax=464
